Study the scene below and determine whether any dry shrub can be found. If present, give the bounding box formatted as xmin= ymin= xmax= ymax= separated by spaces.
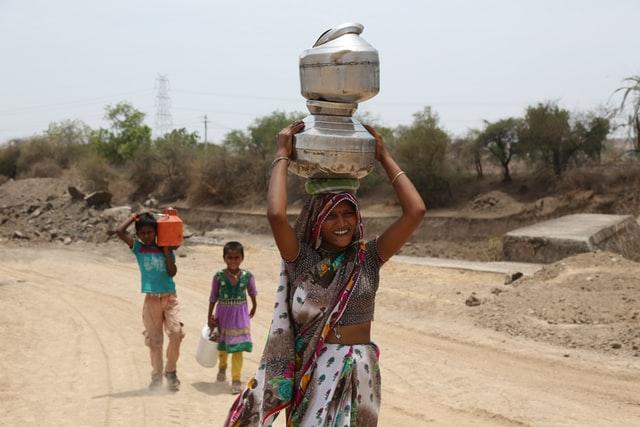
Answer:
xmin=188 ymin=151 xmax=250 ymax=205
xmin=0 ymin=143 xmax=20 ymax=178
xmin=76 ymin=153 xmax=113 ymax=191
xmin=358 ymin=166 xmax=388 ymax=198
xmin=127 ymin=153 xmax=161 ymax=201
xmin=156 ymin=174 xmax=191 ymax=202
xmin=485 ymin=237 xmax=503 ymax=261
xmin=27 ymin=159 xmax=63 ymax=178
xmin=109 ymin=175 xmax=136 ymax=205
xmin=558 ymin=162 xmax=640 ymax=193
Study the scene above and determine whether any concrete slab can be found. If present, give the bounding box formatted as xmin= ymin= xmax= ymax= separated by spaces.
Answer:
xmin=502 ymin=213 xmax=640 ymax=263
xmin=393 ymin=255 xmax=543 ymax=276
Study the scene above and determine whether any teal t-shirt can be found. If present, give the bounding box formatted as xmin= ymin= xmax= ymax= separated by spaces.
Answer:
xmin=131 ymin=240 xmax=176 ymax=293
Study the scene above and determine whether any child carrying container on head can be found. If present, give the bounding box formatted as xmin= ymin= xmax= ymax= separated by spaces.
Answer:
xmin=207 ymin=241 xmax=257 ymax=394
xmin=116 ymin=212 xmax=185 ymax=391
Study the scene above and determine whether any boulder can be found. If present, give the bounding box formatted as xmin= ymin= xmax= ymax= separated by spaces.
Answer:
xmin=84 ymin=191 xmax=112 ymax=209
xmin=68 ymin=186 xmax=86 ymax=201
xmin=102 ymin=206 xmax=132 ymax=221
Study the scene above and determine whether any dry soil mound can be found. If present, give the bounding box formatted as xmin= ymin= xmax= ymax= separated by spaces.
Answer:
xmin=0 ymin=178 xmax=126 ymax=244
xmin=463 ymin=190 xmax=525 ymax=216
xmin=473 ymin=251 xmax=640 ymax=356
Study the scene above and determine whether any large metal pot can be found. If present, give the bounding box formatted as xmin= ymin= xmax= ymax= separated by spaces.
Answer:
xmin=289 ymin=114 xmax=375 ymax=179
xmin=299 ymin=23 xmax=379 ymax=104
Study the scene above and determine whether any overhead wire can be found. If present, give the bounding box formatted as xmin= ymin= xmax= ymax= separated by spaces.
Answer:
xmin=0 ymin=89 xmax=155 ymax=116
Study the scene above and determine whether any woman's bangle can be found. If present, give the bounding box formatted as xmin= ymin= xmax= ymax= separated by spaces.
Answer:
xmin=390 ymin=170 xmax=406 ymax=185
xmin=271 ymin=156 xmax=290 ymax=168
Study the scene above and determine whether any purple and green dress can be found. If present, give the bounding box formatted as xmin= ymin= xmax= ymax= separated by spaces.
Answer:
xmin=210 ymin=270 xmax=256 ymax=353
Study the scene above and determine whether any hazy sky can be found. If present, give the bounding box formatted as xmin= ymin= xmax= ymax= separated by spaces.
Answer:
xmin=1 ymin=0 xmax=638 ymax=143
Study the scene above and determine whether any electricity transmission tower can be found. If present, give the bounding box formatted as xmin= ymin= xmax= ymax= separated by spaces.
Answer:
xmin=154 ymin=74 xmax=173 ymax=137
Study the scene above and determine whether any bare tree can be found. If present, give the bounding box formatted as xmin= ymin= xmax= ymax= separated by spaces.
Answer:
xmin=614 ymin=74 xmax=640 ymax=152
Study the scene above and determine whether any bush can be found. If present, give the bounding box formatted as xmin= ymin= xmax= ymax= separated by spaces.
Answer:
xmin=127 ymin=152 xmax=161 ymax=201
xmin=27 ymin=159 xmax=63 ymax=178
xmin=0 ymin=142 xmax=20 ymax=178
xmin=15 ymin=136 xmax=57 ymax=176
xmin=394 ymin=107 xmax=453 ymax=207
xmin=76 ymin=153 xmax=113 ymax=191
xmin=151 ymin=128 xmax=199 ymax=201
xmin=188 ymin=146 xmax=271 ymax=205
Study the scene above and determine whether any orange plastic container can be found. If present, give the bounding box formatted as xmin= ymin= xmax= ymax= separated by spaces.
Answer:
xmin=156 ymin=207 xmax=184 ymax=247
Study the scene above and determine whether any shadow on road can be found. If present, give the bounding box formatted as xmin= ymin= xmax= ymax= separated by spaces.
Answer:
xmin=192 ymin=381 xmax=231 ymax=396
xmin=92 ymin=387 xmax=176 ymax=399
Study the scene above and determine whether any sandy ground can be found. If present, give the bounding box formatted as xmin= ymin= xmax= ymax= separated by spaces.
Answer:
xmin=2 ymin=237 xmax=640 ymax=427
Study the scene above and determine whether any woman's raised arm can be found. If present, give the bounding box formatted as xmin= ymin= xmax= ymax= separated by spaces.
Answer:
xmin=364 ymin=125 xmax=426 ymax=261
xmin=267 ymin=122 xmax=305 ymax=262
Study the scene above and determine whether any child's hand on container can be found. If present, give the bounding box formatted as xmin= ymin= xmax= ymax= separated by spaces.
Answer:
xmin=208 ymin=316 xmax=217 ymax=330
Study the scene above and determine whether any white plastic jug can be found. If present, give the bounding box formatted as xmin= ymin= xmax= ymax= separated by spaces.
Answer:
xmin=195 ymin=325 xmax=218 ymax=368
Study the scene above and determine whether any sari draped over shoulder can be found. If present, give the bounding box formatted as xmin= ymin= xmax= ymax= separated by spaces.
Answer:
xmin=225 ymin=192 xmax=380 ymax=426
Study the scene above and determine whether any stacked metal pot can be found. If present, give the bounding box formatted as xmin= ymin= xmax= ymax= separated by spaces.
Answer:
xmin=289 ymin=23 xmax=380 ymax=180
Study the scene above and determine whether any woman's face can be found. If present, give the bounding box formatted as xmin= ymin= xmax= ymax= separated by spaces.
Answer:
xmin=319 ymin=200 xmax=358 ymax=251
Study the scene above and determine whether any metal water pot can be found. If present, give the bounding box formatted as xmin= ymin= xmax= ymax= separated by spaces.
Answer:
xmin=290 ymin=23 xmax=380 ymax=180
xmin=299 ymin=23 xmax=380 ymax=103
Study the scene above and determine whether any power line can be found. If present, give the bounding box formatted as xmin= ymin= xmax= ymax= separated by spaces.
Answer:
xmin=173 ymin=89 xmax=300 ymax=103
xmin=0 ymin=89 xmax=154 ymax=116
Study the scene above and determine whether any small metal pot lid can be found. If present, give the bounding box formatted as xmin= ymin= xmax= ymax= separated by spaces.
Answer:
xmin=313 ymin=23 xmax=364 ymax=47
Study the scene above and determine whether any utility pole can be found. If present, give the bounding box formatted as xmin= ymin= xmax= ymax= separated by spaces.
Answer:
xmin=154 ymin=74 xmax=173 ymax=138
xmin=203 ymin=114 xmax=209 ymax=143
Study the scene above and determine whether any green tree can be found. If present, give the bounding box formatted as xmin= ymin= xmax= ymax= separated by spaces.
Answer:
xmin=46 ymin=119 xmax=91 ymax=145
xmin=91 ymin=102 xmax=152 ymax=163
xmin=614 ymin=74 xmax=640 ymax=151
xmin=572 ymin=114 xmax=610 ymax=162
xmin=153 ymin=128 xmax=199 ymax=179
xmin=394 ymin=107 xmax=451 ymax=205
xmin=477 ymin=118 xmax=520 ymax=182
xmin=222 ymin=111 xmax=304 ymax=195
xmin=45 ymin=119 xmax=93 ymax=167
xmin=223 ymin=111 xmax=304 ymax=160
xmin=519 ymin=102 xmax=575 ymax=176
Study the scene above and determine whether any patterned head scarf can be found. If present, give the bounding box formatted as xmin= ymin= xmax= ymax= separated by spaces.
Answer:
xmin=295 ymin=191 xmax=363 ymax=250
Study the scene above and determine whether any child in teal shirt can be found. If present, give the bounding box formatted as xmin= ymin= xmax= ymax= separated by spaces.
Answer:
xmin=116 ymin=212 xmax=184 ymax=391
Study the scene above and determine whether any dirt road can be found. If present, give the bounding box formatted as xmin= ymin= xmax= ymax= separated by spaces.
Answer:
xmin=1 ymin=240 xmax=639 ymax=426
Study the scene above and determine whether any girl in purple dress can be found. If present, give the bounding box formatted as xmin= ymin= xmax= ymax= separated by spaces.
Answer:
xmin=207 ymin=241 xmax=257 ymax=394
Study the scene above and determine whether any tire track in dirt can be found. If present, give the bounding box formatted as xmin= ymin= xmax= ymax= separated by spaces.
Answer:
xmin=0 ymin=266 xmax=116 ymax=426
xmin=0 ymin=265 xmax=150 ymax=426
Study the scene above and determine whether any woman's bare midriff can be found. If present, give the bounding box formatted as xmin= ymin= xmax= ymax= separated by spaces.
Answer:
xmin=325 ymin=322 xmax=371 ymax=345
